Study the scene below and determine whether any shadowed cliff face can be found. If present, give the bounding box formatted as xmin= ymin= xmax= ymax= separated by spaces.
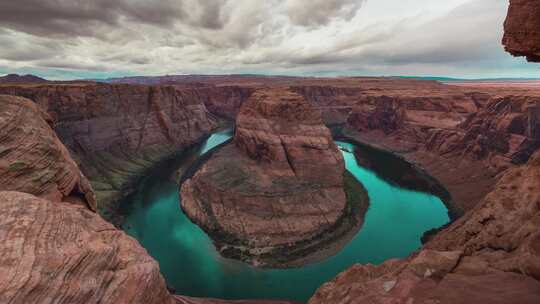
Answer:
xmin=503 ymin=0 xmax=540 ymax=62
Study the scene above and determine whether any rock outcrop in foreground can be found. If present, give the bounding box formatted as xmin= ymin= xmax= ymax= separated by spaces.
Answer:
xmin=0 ymin=95 xmax=96 ymax=211
xmin=503 ymin=0 xmax=540 ymax=62
xmin=0 ymin=191 xmax=174 ymax=304
xmin=0 ymin=96 xmax=175 ymax=304
xmin=181 ymin=88 xmax=367 ymax=267
xmin=309 ymin=151 xmax=540 ymax=304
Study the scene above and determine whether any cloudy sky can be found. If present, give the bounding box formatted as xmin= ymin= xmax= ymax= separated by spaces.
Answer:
xmin=0 ymin=0 xmax=538 ymax=80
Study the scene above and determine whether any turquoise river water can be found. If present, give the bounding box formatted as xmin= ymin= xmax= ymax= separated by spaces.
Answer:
xmin=122 ymin=130 xmax=450 ymax=302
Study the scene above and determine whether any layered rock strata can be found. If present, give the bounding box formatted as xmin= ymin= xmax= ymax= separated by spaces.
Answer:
xmin=0 ymin=95 xmax=96 ymax=210
xmin=0 ymin=191 xmax=175 ymax=304
xmin=0 ymin=84 xmax=217 ymax=221
xmin=342 ymin=92 xmax=540 ymax=212
xmin=0 ymin=96 xmax=175 ymax=304
xmin=0 ymin=94 xmax=292 ymax=304
xmin=181 ymin=88 xmax=367 ymax=267
xmin=309 ymin=151 xmax=540 ymax=304
xmin=503 ymin=0 xmax=540 ymax=62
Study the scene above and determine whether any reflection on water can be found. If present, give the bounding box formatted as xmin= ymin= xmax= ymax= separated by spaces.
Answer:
xmin=122 ymin=130 xmax=449 ymax=302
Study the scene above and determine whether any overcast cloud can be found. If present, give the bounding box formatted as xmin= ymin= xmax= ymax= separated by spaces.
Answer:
xmin=0 ymin=0 xmax=537 ymax=79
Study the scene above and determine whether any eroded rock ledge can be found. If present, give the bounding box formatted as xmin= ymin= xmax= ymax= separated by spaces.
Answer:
xmin=181 ymin=88 xmax=368 ymax=267
xmin=0 ymin=95 xmax=174 ymax=304
xmin=503 ymin=0 xmax=540 ymax=62
xmin=0 ymin=95 xmax=96 ymax=210
xmin=0 ymin=191 xmax=174 ymax=304
xmin=0 ymin=84 xmax=218 ymax=222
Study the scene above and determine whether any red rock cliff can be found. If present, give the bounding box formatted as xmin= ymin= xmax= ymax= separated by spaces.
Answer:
xmin=0 ymin=95 xmax=96 ymax=210
xmin=503 ymin=0 xmax=540 ymax=62
xmin=0 ymin=83 xmax=218 ymax=220
xmin=234 ymin=88 xmax=345 ymax=186
xmin=309 ymin=151 xmax=540 ymax=304
xmin=0 ymin=191 xmax=175 ymax=304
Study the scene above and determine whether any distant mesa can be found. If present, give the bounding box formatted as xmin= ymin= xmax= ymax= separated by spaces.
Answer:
xmin=0 ymin=74 xmax=49 ymax=84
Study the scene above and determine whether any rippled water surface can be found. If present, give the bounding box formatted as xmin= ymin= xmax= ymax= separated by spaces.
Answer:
xmin=122 ymin=130 xmax=449 ymax=302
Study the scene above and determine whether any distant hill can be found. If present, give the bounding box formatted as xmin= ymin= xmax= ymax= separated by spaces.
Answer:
xmin=95 ymin=74 xmax=302 ymax=86
xmin=397 ymin=76 xmax=540 ymax=82
xmin=0 ymin=74 xmax=49 ymax=84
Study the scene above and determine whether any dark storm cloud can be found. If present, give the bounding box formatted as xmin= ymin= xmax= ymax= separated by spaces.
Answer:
xmin=197 ymin=1 xmax=227 ymax=30
xmin=0 ymin=0 xmax=532 ymax=79
xmin=286 ymin=0 xmax=366 ymax=26
xmin=0 ymin=0 xmax=228 ymax=38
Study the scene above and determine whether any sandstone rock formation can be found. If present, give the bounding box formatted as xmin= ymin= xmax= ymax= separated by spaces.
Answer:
xmin=0 ymin=95 xmax=175 ymax=304
xmin=425 ymin=96 xmax=540 ymax=171
xmin=347 ymin=96 xmax=406 ymax=135
xmin=0 ymin=191 xmax=175 ymax=304
xmin=0 ymin=89 xmax=299 ymax=304
xmin=2 ymin=75 xmax=540 ymax=302
xmin=191 ymin=86 xmax=254 ymax=120
xmin=336 ymin=81 xmax=540 ymax=212
xmin=309 ymin=151 xmax=540 ymax=304
xmin=181 ymin=88 xmax=366 ymax=267
xmin=234 ymin=89 xmax=345 ymax=186
xmin=0 ymin=95 xmax=96 ymax=210
xmin=503 ymin=0 xmax=540 ymax=62
xmin=2 ymin=78 xmax=536 ymax=218
xmin=0 ymin=84 xmax=217 ymax=221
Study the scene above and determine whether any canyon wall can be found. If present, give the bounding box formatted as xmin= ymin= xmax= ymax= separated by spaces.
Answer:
xmin=503 ymin=0 xmax=540 ymax=62
xmin=0 ymin=84 xmax=218 ymax=220
xmin=188 ymin=85 xmax=254 ymax=120
xmin=309 ymin=150 xmax=540 ymax=304
xmin=0 ymin=95 xmax=96 ymax=210
xmin=0 ymin=95 xmax=174 ymax=304
xmin=302 ymin=80 xmax=540 ymax=212
xmin=309 ymin=4 xmax=540 ymax=302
